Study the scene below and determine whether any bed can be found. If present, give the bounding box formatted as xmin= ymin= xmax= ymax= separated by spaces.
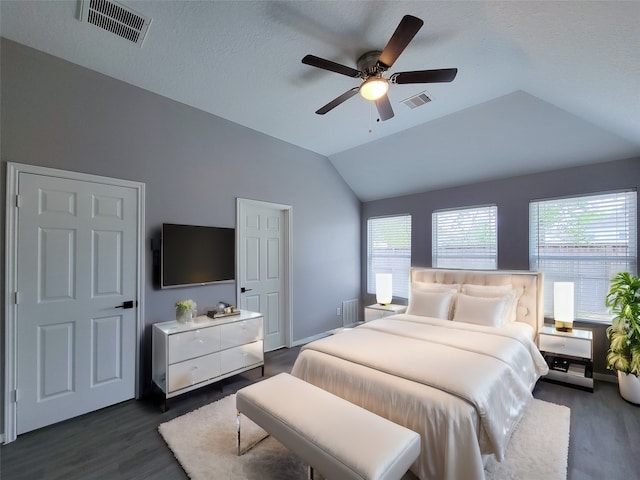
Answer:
xmin=290 ymin=268 xmax=549 ymax=480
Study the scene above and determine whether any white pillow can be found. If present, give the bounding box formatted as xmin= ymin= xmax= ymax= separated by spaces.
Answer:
xmin=452 ymin=293 xmax=511 ymax=327
xmin=460 ymin=284 xmax=521 ymax=323
xmin=411 ymin=283 xmax=460 ymax=318
xmin=406 ymin=290 xmax=454 ymax=320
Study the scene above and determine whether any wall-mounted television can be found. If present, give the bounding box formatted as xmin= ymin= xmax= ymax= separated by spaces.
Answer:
xmin=161 ymin=223 xmax=235 ymax=289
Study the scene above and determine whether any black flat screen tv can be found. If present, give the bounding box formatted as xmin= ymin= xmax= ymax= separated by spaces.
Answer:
xmin=161 ymin=223 xmax=235 ymax=288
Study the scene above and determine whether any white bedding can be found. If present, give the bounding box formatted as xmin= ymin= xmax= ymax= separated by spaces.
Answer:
xmin=291 ymin=314 xmax=548 ymax=480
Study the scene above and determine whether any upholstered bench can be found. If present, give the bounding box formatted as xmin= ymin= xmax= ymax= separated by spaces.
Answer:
xmin=236 ymin=373 xmax=421 ymax=480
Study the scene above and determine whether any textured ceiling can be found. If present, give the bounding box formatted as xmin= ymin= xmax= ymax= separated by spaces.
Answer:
xmin=2 ymin=1 xmax=639 ymax=201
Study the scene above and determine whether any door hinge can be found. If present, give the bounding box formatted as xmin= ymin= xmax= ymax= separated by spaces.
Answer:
xmin=12 ymin=389 xmax=18 ymax=403
xmin=14 ymin=291 xmax=19 ymax=305
xmin=15 ymin=194 xmax=22 ymax=208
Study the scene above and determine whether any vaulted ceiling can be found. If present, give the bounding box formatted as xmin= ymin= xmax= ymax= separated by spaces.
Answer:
xmin=2 ymin=1 xmax=639 ymax=201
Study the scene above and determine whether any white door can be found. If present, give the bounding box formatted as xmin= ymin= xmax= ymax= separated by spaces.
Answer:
xmin=237 ymin=199 xmax=290 ymax=351
xmin=15 ymin=172 xmax=139 ymax=434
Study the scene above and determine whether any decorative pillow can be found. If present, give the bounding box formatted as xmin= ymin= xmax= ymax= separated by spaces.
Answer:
xmin=460 ymin=284 xmax=522 ymax=323
xmin=452 ymin=293 xmax=511 ymax=327
xmin=406 ymin=290 xmax=455 ymax=320
xmin=411 ymin=283 xmax=461 ymax=319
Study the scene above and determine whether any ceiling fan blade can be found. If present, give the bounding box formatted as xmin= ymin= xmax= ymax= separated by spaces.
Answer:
xmin=377 ymin=15 xmax=424 ymax=69
xmin=302 ymin=55 xmax=361 ymax=78
xmin=391 ymin=68 xmax=458 ymax=84
xmin=375 ymin=94 xmax=394 ymax=121
xmin=315 ymin=87 xmax=360 ymax=115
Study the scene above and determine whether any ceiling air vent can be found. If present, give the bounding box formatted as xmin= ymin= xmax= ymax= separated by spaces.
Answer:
xmin=402 ymin=92 xmax=432 ymax=109
xmin=81 ymin=0 xmax=151 ymax=46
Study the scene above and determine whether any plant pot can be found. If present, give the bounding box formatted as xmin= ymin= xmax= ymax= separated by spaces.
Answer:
xmin=176 ymin=309 xmax=193 ymax=324
xmin=617 ymin=370 xmax=640 ymax=404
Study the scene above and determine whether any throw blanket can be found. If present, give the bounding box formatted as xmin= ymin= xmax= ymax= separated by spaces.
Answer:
xmin=292 ymin=316 xmax=548 ymax=479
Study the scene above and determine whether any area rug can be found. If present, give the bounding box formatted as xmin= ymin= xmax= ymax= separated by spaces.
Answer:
xmin=159 ymin=394 xmax=570 ymax=480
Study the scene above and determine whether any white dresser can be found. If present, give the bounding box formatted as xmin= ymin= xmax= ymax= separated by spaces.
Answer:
xmin=152 ymin=310 xmax=264 ymax=406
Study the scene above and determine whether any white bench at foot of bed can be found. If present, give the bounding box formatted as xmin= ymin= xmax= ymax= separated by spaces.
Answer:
xmin=236 ymin=373 xmax=420 ymax=480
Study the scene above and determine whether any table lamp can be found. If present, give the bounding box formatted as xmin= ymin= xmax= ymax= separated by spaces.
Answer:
xmin=376 ymin=273 xmax=393 ymax=305
xmin=554 ymin=282 xmax=574 ymax=332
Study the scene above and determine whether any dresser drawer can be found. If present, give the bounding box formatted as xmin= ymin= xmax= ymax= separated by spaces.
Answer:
xmin=220 ymin=317 xmax=263 ymax=350
xmin=168 ymin=326 xmax=221 ymax=364
xmin=221 ymin=341 xmax=264 ymax=373
xmin=539 ymin=333 xmax=591 ymax=359
xmin=167 ymin=352 xmax=221 ymax=393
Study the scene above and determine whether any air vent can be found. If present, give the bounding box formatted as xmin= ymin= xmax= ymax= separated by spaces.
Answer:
xmin=81 ymin=0 xmax=151 ymax=46
xmin=402 ymin=92 xmax=432 ymax=109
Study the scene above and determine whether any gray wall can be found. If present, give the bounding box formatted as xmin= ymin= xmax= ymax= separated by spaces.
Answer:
xmin=362 ymin=157 xmax=640 ymax=376
xmin=0 ymin=38 xmax=361 ymax=420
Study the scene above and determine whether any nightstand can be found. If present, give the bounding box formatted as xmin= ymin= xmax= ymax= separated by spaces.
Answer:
xmin=538 ymin=325 xmax=593 ymax=391
xmin=364 ymin=304 xmax=407 ymax=322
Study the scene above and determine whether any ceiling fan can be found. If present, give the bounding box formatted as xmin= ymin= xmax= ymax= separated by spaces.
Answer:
xmin=301 ymin=15 xmax=458 ymax=121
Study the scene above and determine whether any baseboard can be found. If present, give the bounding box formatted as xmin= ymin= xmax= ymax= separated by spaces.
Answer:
xmin=291 ymin=322 xmax=366 ymax=347
xmin=0 ymin=433 xmax=5 ymax=444
xmin=291 ymin=332 xmax=330 ymax=347
xmin=594 ymin=372 xmax=618 ymax=384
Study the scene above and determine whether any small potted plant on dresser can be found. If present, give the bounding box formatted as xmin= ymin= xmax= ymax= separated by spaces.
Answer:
xmin=606 ymin=272 xmax=640 ymax=404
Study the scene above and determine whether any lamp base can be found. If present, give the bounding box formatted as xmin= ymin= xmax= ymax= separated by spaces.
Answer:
xmin=555 ymin=320 xmax=574 ymax=333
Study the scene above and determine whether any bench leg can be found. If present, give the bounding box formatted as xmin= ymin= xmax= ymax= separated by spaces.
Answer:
xmin=236 ymin=410 xmax=270 ymax=456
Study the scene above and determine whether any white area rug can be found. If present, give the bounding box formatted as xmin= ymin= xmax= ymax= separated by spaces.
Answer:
xmin=159 ymin=393 xmax=570 ymax=480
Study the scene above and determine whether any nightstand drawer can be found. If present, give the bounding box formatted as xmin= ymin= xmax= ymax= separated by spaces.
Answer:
xmin=540 ymin=334 xmax=591 ymax=359
xmin=365 ymin=308 xmax=386 ymax=322
xmin=364 ymin=304 xmax=407 ymax=322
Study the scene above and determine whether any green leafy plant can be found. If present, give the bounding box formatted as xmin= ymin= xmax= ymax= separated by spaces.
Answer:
xmin=605 ymin=272 xmax=640 ymax=376
xmin=175 ymin=299 xmax=197 ymax=315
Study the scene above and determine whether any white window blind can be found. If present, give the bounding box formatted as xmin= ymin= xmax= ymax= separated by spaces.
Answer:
xmin=367 ymin=215 xmax=412 ymax=299
xmin=530 ymin=191 xmax=637 ymax=321
xmin=432 ymin=205 xmax=497 ymax=269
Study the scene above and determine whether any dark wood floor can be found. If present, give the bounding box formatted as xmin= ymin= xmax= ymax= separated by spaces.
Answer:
xmin=1 ymin=346 xmax=638 ymax=480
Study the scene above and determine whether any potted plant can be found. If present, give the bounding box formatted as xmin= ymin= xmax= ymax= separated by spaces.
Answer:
xmin=605 ymin=272 xmax=640 ymax=404
xmin=175 ymin=299 xmax=197 ymax=324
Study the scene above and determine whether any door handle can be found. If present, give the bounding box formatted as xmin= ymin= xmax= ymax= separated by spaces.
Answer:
xmin=240 ymin=287 xmax=252 ymax=293
xmin=115 ymin=300 xmax=136 ymax=309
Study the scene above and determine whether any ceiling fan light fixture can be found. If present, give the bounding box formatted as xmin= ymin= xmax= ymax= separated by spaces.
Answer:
xmin=360 ymin=77 xmax=389 ymax=101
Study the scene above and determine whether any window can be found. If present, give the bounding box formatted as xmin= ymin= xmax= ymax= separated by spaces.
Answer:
xmin=432 ymin=205 xmax=497 ymax=269
xmin=367 ymin=215 xmax=412 ymax=299
xmin=530 ymin=191 xmax=637 ymax=321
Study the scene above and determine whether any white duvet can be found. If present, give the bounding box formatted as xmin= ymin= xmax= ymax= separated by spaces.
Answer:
xmin=290 ymin=314 xmax=549 ymax=480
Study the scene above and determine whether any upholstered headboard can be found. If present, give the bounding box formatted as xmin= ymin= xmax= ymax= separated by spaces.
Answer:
xmin=410 ymin=267 xmax=544 ymax=333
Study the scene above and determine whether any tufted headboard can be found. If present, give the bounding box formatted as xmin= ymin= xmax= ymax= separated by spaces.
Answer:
xmin=410 ymin=267 xmax=544 ymax=334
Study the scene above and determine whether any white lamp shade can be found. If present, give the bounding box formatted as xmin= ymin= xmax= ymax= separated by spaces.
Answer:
xmin=360 ymin=78 xmax=389 ymax=101
xmin=553 ymin=282 xmax=574 ymax=322
xmin=376 ymin=273 xmax=393 ymax=305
